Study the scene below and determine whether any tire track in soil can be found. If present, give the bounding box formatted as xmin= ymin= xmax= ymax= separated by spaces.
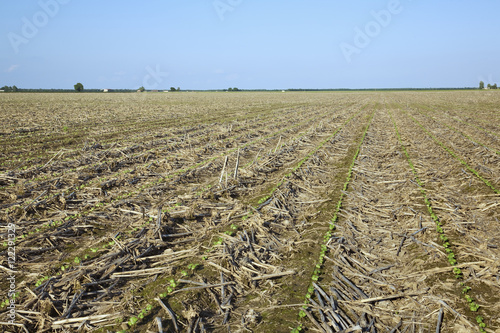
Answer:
xmin=392 ymin=107 xmax=500 ymax=332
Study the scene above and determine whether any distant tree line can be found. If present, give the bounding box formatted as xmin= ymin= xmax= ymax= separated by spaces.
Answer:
xmin=2 ymin=86 xmax=490 ymax=93
xmin=479 ymin=81 xmax=497 ymax=89
xmin=1 ymin=85 xmax=18 ymax=92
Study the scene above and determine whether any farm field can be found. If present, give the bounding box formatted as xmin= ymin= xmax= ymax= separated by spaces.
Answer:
xmin=0 ymin=91 xmax=499 ymax=333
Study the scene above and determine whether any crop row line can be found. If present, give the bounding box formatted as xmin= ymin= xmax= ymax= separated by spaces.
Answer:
xmin=292 ymin=109 xmax=374 ymax=333
xmin=3 ymin=106 xmax=322 ymax=218
xmin=413 ymin=107 xmax=500 ymax=156
xmin=256 ymin=106 xmax=368 ymax=207
xmin=6 ymin=105 xmax=302 ymax=198
xmin=1 ymin=106 xmax=334 ymax=268
xmin=389 ymin=109 xmax=487 ymax=332
xmin=45 ymin=107 xmax=364 ymax=331
xmin=2 ymin=105 xmax=297 ymax=178
xmin=0 ymin=103 xmax=294 ymax=161
xmin=443 ymin=110 xmax=499 ymax=139
xmin=122 ymin=106 xmax=369 ymax=331
xmin=402 ymin=110 xmax=499 ymax=194
xmin=80 ymin=108 xmax=332 ymax=250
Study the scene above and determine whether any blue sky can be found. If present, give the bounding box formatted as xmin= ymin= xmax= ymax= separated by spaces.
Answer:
xmin=1 ymin=0 xmax=499 ymax=90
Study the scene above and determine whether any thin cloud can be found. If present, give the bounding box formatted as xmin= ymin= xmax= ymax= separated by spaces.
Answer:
xmin=6 ymin=65 xmax=20 ymax=73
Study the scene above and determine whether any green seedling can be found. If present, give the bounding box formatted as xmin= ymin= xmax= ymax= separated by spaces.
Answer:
xmin=128 ymin=316 xmax=138 ymax=326
xmin=476 ymin=316 xmax=487 ymax=331
xmin=469 ymin=302 xmax=480 ymax=312
xmin=187 ymin=263 xmax=199 ymax=271
xmin=35 ymin=275 xmax=50 ymax=287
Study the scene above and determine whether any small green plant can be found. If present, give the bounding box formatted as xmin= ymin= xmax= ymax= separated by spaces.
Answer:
xmin=476 ymin=316 xmax=486 ymax=331
xmin=469 ymin=302 xmax=480 ymax=312
xmin=187 ymin=263 xmax=199 ymax=271
xmin=35 ymin=276 xmax=50 ymax=287
xmin=128 ymin=316 xmax=138 ymax=326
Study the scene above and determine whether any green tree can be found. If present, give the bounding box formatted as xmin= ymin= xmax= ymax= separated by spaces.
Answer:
xmin=479 ymin=81 xmax=485 ymax=89
xmin=138 ymin=86 xmax=145 ymax=92
xmin=177 ymin=87 xmax=180 ymax=91
xmin=170 ymin=87 xmax=176 ymax=92
xmin=233 ymin=87 xmax=238 ymax=91
xmin=228 ymin=87 xmax=233 ymax=91
xmin=74 ymin=83 xmax=84 ymax=92
xmin=492 ymin=83 xmax=498 ymax=89
xmin=0 ymin=85 xmax=17 ymax=92
xmin=487 ymin=84 xmax=492 ymax=89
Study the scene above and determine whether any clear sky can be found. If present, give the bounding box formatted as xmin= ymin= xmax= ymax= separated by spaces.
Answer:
xmin=1 ymin=1 xmax=499 ymax=90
